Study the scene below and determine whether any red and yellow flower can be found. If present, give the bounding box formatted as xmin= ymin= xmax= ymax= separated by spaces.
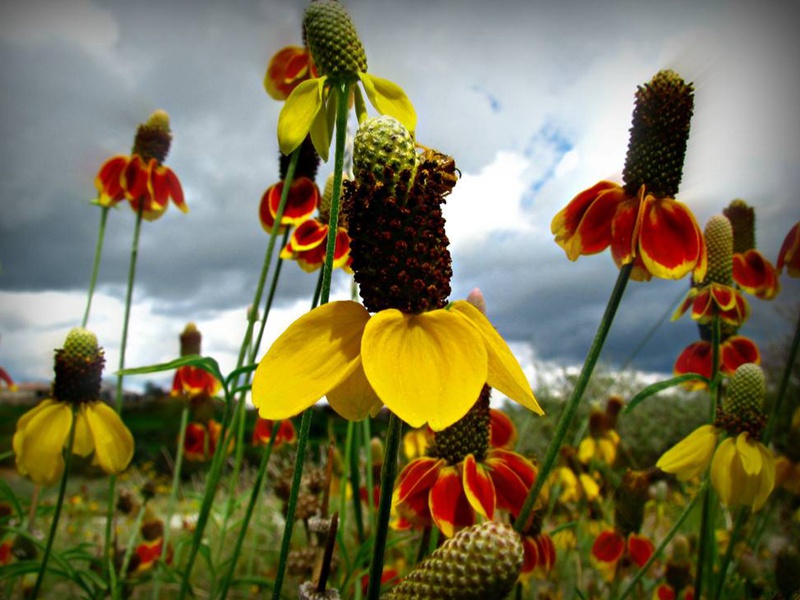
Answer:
xmin=259 ymin=177 xmax=320 ymax=233
xmin=777 ymin=221 xmax=800 ymax=277
xmin=252 ymin=418 xmax=297 ymax=449
xmin=183 ymin=419 xmax=230 ymax=462
xmin=592 ymin=529 xmax=655 ymax=568
xmin=673 ymin=336 xmax=760 ymax=386
xmin=733 ymin=249 xmax=780 ymax=300
xmin=171 ymin=366 xmax=221 ymax=399
xmin=392 ymin=447 xmax=536 ymax=538
xmin=520 ymin=531 xmax=557 ymax=579
xmin=264 ymin=46 xmax=317 ymax=101
xmin=672 ymin=283 xmax=749 ymax=327
xmin=280 ymin=217 xmax=352 ymax=272
xmin=552 ymin=181 xmax=705 ymax=282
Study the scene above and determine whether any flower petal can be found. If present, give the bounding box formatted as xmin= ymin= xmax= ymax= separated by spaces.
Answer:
xmin=393 ymin=456 xmax=443 ymax=508
xmin=489 ymin=408 xmax=517 ymax=449
xmin=592 ymin=529 xmax=625 ymax=563
xmin=627 ymin=533 xmax=655 ymax=567
xmin=326 ymin=359 xmax=383 ymax=421
xmin=72 ymin=410 xmax=94 ymax=457
xmin=777 ymin=221 xmax=800 ymax=277
xmin=638 ymin=196 xmax=703 ymax=280
xmin=485 ymin=449 xmax=536 ymax=514
xmin=362 ymin=307 xmax=487 ymax=430
xmin=721 ymin=336 xmax=760 ymax=375
xmin=15 ymin=400 xmax=72 ymax=486
xmin=252 ymin=301 xmax=369 ymax=420
xmin=278 ymin=77 xmax=326 ymax=156
xmin=309 ymin=86 xmax=337 ymax=162
xmin=94 ymin=156 xmax=128 ymax=207
xmin=83 ymin=402 xmax=134 ymax=475
xmin=358 ymin=73 xmax=417 ymax=134
xmin=429 ymin=465 xmax=474 ymax=538
xmin=656 ymin=425 xmax=718 ymax=480
xmin=450 ymin=301 xmax=543 ymax=416
xmin=751 ymin=443 xmax=775 ymax=511
xmin=711 ymin=437 xmax=738 ymax=506
xmin=551 ymin=181 xmax=625 ymax=260
xmin=462 ymin=454 xmax=496 ymax=520
xmin=735 ymin=433 xmax=761 ymax=476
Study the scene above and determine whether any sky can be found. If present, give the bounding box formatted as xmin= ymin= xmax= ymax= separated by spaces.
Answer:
xmin=0 ymin=0 xmax=798 ymax=399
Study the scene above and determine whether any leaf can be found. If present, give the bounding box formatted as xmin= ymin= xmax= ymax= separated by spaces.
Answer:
xmin=224 ymin=364 xmax=258 ymax=389
xmin=118 ymin=354 xmax=224 ymax=385
xmin=625 ymin=373 xmax=710 ymax=413
xmin=0 ymin=479 xmax=24 ymax=521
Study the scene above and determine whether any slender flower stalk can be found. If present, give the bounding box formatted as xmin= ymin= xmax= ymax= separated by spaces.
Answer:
xmin=82 ymin=206 xmax=110 ymax=328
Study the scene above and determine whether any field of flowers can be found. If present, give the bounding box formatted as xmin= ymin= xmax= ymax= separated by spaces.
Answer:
xmin=1 ymin=1 xmax=799 ymax=599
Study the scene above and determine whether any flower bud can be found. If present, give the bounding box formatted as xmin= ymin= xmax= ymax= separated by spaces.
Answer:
xmin=303 ymin=0 xmax=367 ymax=78
xmin=702 ymin=215 xmax=734 ymax=286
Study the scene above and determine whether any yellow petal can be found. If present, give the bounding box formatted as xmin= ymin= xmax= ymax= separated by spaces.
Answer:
xmin=577 ymin=438 xmax=596 ymax=464
xmin=309 ymin=86 xmax=336 ymax=162
xmin=72 ymin=409 xmax=94 ymax=457
xmin=252 ymin=301 xmax=369 ymax=420
xmin=16 ymin=400 xmax=72 ymax=486
xmin=84 ymin=402 xmax=134 ymax=474
xmin=277 ymin=77 xmax=326 ymax=156
xmin=751 ymin=443 xmax=775 ymax=511
xmin=597 ymin=438 xmax=617 ymax=465
xmin=362 ymin=308 xmax=487 ymax=430
xmin=13 ymin=399 xmax=56 ymax=458
xmin=326 ymin=359 xmax=383 ymax=421
xmin=358 ymin=73 xmax=417 ymax=134
xmin=735 ymin=433 xmax=761 ymax=476
xmin=656 ymin=425 xmax=718 ymax=480
xmin=450 ymin=301 xmax=543 ymax=415
xmin=579 ymin=473 xmax=600 ymax=502
xmin=711 ymin=437 xmax=738 ymax=506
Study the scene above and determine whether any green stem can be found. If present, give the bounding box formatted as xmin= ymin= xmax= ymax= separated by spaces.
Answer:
xmin=251 ymin=228 xmax=291 ymax=363
xmin=338 ymin=420 xmax=355 ymax=546
xmin=367 ymin=413 xmax=402 ymax=600
xmin=712 ymin=507 xmax=749 ymax=600
xmin=515 ymin=263 xmax=632 ymax=530
xmin=151 ymin=403 xmax=190 ymax=600
xmin=617 ymin=480 xmax=706 ymax=600
xmin=30 ymin=407 xmax=77 ymax=600
xmin=115 ymin=499 xmax=149 ymax=599
xmin=271 ymin=409 xmax=313 ymax=600
xmin=348 ymin=420 xmax=365 ymax=543
xmin=764 ymin=306 xmax=800 ymax=444
xmin=217 ymin=420 xmax=280 ymax=600
xmin=82 ymin=206 xmax=110 ymax=328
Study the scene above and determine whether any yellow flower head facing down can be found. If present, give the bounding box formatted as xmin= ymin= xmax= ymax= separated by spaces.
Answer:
xmin=12 ymin=328 xmax=134 ymax=486
xmin=656 ymin=424 xmax=720 ymax=481
xmin=711 ymin=432 xmax=775 ymax=511
xmin=252 ymin=300 xmax=541 ymax=431
xmin=276 ymin=0 xmax=416 ymax=160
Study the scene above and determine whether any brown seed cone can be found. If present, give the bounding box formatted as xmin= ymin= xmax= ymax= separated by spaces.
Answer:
xmin=53 ymin=327 xmax=105 ymax=406
xmin=132 ymin=109 xmax=172 ymax=164
xmin=428 ymin=386 xmax=491 ymax=464
xmin=723 ymin=199 xmax=757 ymax=254
xmin=383 ymin=522 xmax=523 ymax=599
xmin=613 ymin=470 xmax=650 ymax=538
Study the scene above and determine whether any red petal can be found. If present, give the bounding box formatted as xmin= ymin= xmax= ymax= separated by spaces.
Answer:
xmin=610 ymin=194 xmax=640 ymax=268
xmin=552 ymin=181 xmax=624 ymax=259
xmin=733 ymin=250 xmax=781 ymax=299
xmin=259 ymin=183 xmax=282 ymax=232
xmin=674 ymin=341 xmax=712 ymax=381
xmin=485 ymin=449 xmax=536 ymax=515
xmin=592 ymin=529 xmax=625 ymax=563
xmin=489 ymin=408 xmax=517 ymax=449
xmin=638 ymin=196 xmax=703 ymax=279
xmin=429 ymin=465 xmax=475 ymax=537
xmin=393 ymin=457 xmax=443 ymax=505
xmin=291 ymin=219 xmax=328 ymax=250
xmin=657 ymin=584 xmax=676 ymax=600
xmin=777 ymin=222 xmax=800 ymax=277
xmin=462 ymin=454 xmax=496 ymax=519
xmin=721 ymin=336 xmax=760 ymax=374
xmin=520 ymin=535 xmax=539 ymax=574
xmin=627 ymin=533 xmax=655 ymax=567
xmin=265 ymin=46 xmax=313 ymax=100
xmin=95 ymin=156 xmax=128 ymax=206
xmin=171 ymin=366 xmax=220 ymax=397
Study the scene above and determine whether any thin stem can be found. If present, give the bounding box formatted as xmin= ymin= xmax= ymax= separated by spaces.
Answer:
xmin=764 ymin=306 xmax=800 ymax=444
xmin=83 ymin=206 xmax=110 ymax=328
xmin=30 ymin=407 xmax=77 ymax=600
xmin=348 ymin=420 xmax=365 ymax=543
xmin=515 ymin=263 xmax=632 ymax=530
xmin=271 ymin=408 xmax=313 ymax=600
xmin=217 ymin=420 xmax=280 ymax=600
xmin=616 ymin=479 xmax=707 ymax=600
xmin=115 ymin=499 xmax=149 ymax=599
xmin=366 ymin=412 xmax=402 ymax=600
xmin=151 ymin=403 xmax=190 ymax=600
xmin=712 ymin=507 xmax=750 ymax=600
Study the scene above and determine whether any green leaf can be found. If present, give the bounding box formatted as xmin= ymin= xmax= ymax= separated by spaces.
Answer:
xmin=118 ymin=354 xmax=223 ymax=384
xmin=625 ymin=373 xmax=710 ymax=413
xmin=358 ymin=73 xmax=417 ymax=133
xmin=225 ymin=364 xmax=257 ymax=389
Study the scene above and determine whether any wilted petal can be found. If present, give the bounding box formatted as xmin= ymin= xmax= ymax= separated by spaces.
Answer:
xmin=252 ymin=301 xmax=369 ymax=420
xmin=362 ymin=308 xmax=487 ymax=430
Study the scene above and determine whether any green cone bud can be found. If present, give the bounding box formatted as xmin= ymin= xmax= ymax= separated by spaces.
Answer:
xmin=702 ymin=215 xmax=734 ymax=286
xmin=132 ymin=109 xmax=172 ymax=164
xmin=723 ymin=199 xmax=756 ymax=254
xmin=724 ymin=363 xmax=766 ymax=417
xmin=383 ymin=522 xmax=523 ymax=599
xmin=622 ymin=70 xmax=694 ymax=198
xmin=354 ymin=115 xmax=418 ymax=197
xmin=63 ymin=327 xmax=99 ymax=360
xmin=304 ymin=0 xmax=367 ymax=78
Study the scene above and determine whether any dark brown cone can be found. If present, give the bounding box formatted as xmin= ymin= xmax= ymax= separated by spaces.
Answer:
xmin=281 ymin=135 xmax=320 ymax=181
xmin=52 ymin=348 xmax=105 ymax=406
xmin=614 ymin=470 xmax=650 ymax=537
xmin=429 ymin=386 xmax=491 ymax=464
xmin=723 ymin=199 xmax=756 ymax=254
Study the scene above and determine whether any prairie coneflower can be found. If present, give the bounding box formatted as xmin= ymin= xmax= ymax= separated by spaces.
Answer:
xmin=252 ymin=418 xmax=297 ymax=449
xmin=264 ymin=45 xmax=317 ymax=101
xmin=253 ymin=116 xmax=542 ymax=430
xmin=552 ymin=70 xmax=705 ymax=281
xmin=777 ymin=221 xmax=800 ymax=277
xmin=94 ymin=110 xmax=187 ymax=221
xmin=13 ymin=328 xmax=134 ymax=486
xmin=170 ymin=323 xmax=221 ymax=400
xmin=724 ymin=199 xmax=781 ymax=300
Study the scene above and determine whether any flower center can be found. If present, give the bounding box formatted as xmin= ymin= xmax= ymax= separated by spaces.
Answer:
xmin=428 ymin=386 xmax=491 ymax=464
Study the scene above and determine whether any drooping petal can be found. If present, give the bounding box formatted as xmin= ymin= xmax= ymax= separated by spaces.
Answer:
xmin=72 ymin=409 xmax=94 ymax=457
xmin=462 ymin=454 xmax=496 ymax=520
xmin=362 ymin=307 xmax=487 ymax=430
xmin=720 ymin=336 xmax=760 ymax=375
xmin=638 ymin=196 xmax=703 ymax=280
xmin=489 ymin=408 xmax=517 ymax=449
xmin=450 ymin=301 xmax=543 ymax=416
xmin=674 ymin=341 xmax=713 ymax=384
xmin=578 ymin=473 xmax=601 ymax=502
xmin=777 ymin=221 xmax=800 ymax=277
xmin=278 ymin=77 xmax=326 ymax=156
xmin=485 ymin=449 xmax=536 ymax=515
xmin=150 ymin=164 xmax=188 ymax=215
xmin=289 ymin=218 xmax=328 ymax=250
xmin=710 ymin=437 xmax=739 ymax=506
xmin=309 ymin=86 xmax=337 ymax=161
xmin=577 ymin=438 xmax=597 ymax=464
xmin=252 ymin=301 xmax=369 ymax=420
xmin=751 ymin=443 xmax=775 ymax=511
xmin=83 ymin=402 xmax=134 ymax=475
xmin=592 ymin=529 xmax=625 ymax=563
xmin=15 ymin=400 xmax=73 ymax=486
xmin=429 ymin=465 xmax=474 ymax=538
xmin=732 ymin=250 xmax=780 ymax=300
xmin=551 ymin=181 xmax=625 ymax=260
xmin=656 ymin=425 xmax=718 ymax=480
xmin=171 ymin=365 xmax=221 ymax=398
xmin=627 ymin=533 xmax=655 ymax=567
xmin=610 ymin=193 xmax=641 ymax=270
xmin=326 ymin=359 xmax=383 ymax=421
xmin=94 ymin=155 xmax=129 ymax=207
xmin=735 ymin=433 xmax=762 ymax=476
xmin=358 ymin=73 xmax=417 ymax=134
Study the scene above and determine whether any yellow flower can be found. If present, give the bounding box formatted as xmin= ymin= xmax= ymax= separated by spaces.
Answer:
xmin=578 ymin=430 xmax=620 ymax=465
xmin=252 ymin=300 xmax=541 ymax=431
xmin=13 ymin=399 xmax=134 ymax=487
xmin=656 ymin=424 xmax=719 ymax=480
xmin=710 ymin=432 xmax=775 ymax=511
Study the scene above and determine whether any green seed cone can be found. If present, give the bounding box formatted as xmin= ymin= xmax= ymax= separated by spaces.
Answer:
xmin=724 ymin=362 xmax=766 ymax=417
xmin=63 ymin=327 xmax=99 ymax=360
xmin=622 ymin=70 xmax=694 ymax=198
xmin=353 ymin=115 xmax=418 ymax=197
xmin=382 ymin=522 xmax=523 ymax=600
xmin=304 ymin=0 xmax=367 ymax=78
xmin=702 ymin=215 xmax=734 ymax=286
